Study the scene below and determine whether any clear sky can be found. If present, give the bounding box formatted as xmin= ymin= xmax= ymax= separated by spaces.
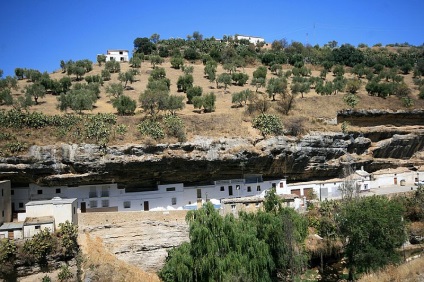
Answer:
xmin=1 ymin=0 xmax=423 ymax=76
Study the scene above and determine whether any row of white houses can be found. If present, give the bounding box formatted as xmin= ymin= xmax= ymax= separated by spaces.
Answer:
xmin=1 ymin=167 xmax=423 ymax=239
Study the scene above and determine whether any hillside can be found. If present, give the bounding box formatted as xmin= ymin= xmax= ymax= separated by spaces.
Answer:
xmin=1 ymin=57 xmax=424 ymax=149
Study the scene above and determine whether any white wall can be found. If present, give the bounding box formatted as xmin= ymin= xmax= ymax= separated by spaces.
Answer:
xmin=11 ymin=187 xmax=30 ymax=212
xmin=106 ymin=50 xmax=129 ymax=62
xmin=24 ymin=223 xmax=54 ymax=238
xmin=25 ymin=200 xmax=76 ymax=229
xmin=236 ymin=35 xmax=265 ymax=44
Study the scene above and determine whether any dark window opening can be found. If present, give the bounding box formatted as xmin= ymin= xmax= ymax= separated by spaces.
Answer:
xmin=247 ymin=186 xmax=251 ymax=192
xmin=37 ymin=189 xmax=43 ymax=195
xmin=56 ymin=188 xmax=61 ymax=194
xmin=220 ymin=186 xmax=225 ymax=191
xmin=19 ymin=203 xmax=24 ymax=208
xmin=166 ymin=187 xmax=176 ymax=192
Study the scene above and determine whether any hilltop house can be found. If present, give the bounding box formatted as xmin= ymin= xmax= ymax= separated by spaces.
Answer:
xmin=103 ymin=49 xmax=129 ymax=62
xmin=235 ymin=35 xmax=265 ymax=45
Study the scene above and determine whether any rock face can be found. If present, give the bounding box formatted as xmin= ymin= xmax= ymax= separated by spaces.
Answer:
xmin=0 ymin=131 xmax=424 ymax=188
xmin=338 ymin=109 xmax=424 ymax=127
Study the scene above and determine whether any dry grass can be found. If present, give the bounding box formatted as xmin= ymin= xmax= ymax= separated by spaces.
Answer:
xmin=359 ymin=255 xmax=424 ymax=282
xmin=79 ymin=232 xmax=161 ymax=282
xmin=2 ymin=59 xmax=424 ymax=145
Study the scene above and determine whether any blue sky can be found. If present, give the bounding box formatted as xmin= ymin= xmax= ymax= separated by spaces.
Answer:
xmin=1 ymin=0 xmax=423 ymax=76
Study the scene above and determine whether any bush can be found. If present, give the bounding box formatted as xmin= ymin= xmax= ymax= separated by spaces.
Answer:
xmin=252 ymin=114 xmax=283 ymax=137
xmin=186 ymin=86 xmax=202 ymax=104
xmin=112 ymin=95 xmax=137 ymax=115
xmin=163 ymin=115 xmax=186 ymax=142
xmin=137 ymin=120 xmax=164 ymax=140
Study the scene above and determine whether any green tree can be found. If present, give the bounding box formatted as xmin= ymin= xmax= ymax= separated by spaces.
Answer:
xmin=332 ymin=65 xmax=345 ymax=77
xmin=97 ymin=54 xmax=106 ymax=66
xmin=338 ymin=196 xmax=406 ymax=280
xmin=106 ymin=83 xmax=124 ymax=98
xmin=0 ymin=89 xmax=13 ymax=105
xmin=112 ymin=95 xmax=137 ymax=115
xmin=217 ymin=73 xmax=232 ymax=90
xmin=204 ymin=61 xmax=217 ymax=86
xmin=251 ymin=77 xmax=266 ymax=92
xmin=177 ymin=74 xmax=193 ymax=92
xmin=266 ymin=77 xmax=288 ymax=101
xmin=252 ymin=113 xmax=283 ymax=137
xmin=25 ymin=83 xmax=45 ymax=105
xmin=186 ymin=85 xmax=202 ymax=104
xmin=164 ymin=95 xmax=185 ymax=115
xmin=345 ymin=78 xmax=361 ymax=94
xmin=291 ymin=81 xmax=310 ymax=98
xmin=129 ymin=56 xmax=142 ymax=68
xmin=232 ymin=89 xmax=253 ymax=107
xmin=15 ymin=68 xmax=25 ymax=80
xmin=118 ymin=70 xmax=135 ymax=88
xmin=150 ymin=55 xmax=164 ymax=68
xmin=170 ymin=56 xmax=184 ymax=69
xmin=57 ymin=221 xmax=78 ymax=259
xmin=57 ymin=88 xmax=97 ymax=114
xmin=134 ymin=37 xmax=156 ymax=55
xmin=139 ymin=80 xmax=169 ymax=117
xmin=101 ymin=69 xmax=111 ymax=81
xmin=105 ymin=60 xmax=120 ymax=73
xmin=231 ymin=72 xmax=249 ymax=86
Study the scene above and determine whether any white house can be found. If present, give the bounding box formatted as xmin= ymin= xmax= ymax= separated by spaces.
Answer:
xmin=18 ymin=197 xmax=77 ymax=237
xmin=104 ymin=50 xmax=129 ymax=62
xmin=17 ymin=175 xmax=286 ymax=213
xmin=0 ymin=180 xmax=12 ymax=226
xmin=235 ymin=35 xmax=265 ymax=45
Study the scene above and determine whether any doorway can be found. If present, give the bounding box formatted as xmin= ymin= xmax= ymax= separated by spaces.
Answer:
xmin=81 ymin=202 xmax=86 ymax=213
xmin=144 ymin=201 xmax=149 ymax=211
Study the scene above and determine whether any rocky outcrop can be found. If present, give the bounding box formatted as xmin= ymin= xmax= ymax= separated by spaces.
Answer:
xmin=0 ymin=131 xmax=424 ymax=188
xmin=337 ymin=109 xmax=424 ymax=126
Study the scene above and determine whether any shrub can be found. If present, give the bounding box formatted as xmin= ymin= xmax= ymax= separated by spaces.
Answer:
xmin=137 ymin=120 xmax=164 ymax=140
xmin=252 ymin=114 xmax=283 ymax=137
xmin=186 ymin=86 xmax=202 ymax=104
xmin=112 ymin=95 xmax=137 ymax=116
xmin=163 ymin=115 xmax=186 ymax=142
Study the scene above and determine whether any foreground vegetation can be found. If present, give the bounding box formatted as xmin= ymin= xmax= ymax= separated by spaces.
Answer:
xmin=158 ymin=187 xmax=424 ymax=281
xmin=0 ymin=221 xmax=79 ymax=281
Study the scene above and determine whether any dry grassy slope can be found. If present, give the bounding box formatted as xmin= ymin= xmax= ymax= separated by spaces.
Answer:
xmin=3 ymin=59 xmax=424 ymax=144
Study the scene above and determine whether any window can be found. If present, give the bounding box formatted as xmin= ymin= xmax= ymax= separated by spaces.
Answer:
xmin=236 ymin=185 xmax=240 ymax=190
xmin=220 ymin=186 xmax=225 ymax=191
xmin=19 ymin=203 xmax=24 ymax=208
xmin=102 ymin=200 xmax=109 ymax=207
xmin=197 ymin=189 xmax=202 ymax=198
xmin=255 ymin=202 xmax=260 ymax=207
xmin=37 ymin=189 xmax=43 ymax=195
xmin=119 ymin=51 xmax=123 ymax=55
xmin=101 ymin=186 xmax=109 ymax=197
xmin=166 ymin=187 xmax=176 ymax=192
xmin=244 ymin=203 xmax=249 ymax=207
xmin=272 ymin=183 xmax=276 ymax=188
xmin=35 ymin=226 xmax=40 ymax=230
xmin=172 ymin=198 xmax=177 ymax=205
xmin=247 ymin=186 xmax=251 ymax=192
xmin=56 ymin=188 xmax=61 ymax=194
xmin=257 ymin=185 xmax=261 ymax=191
xmin=231 ymin=204 xmax=236 ymax=210
xmin=89 ymin=187 xmax=97 ymax=198
xmin=11 ymin=190 xmax=14 ymax=195
xmin=90 ymin=200 xmax=97 ymax=208
xmin=124 ymin=201 xmax=131 ymax=208
xmin=73 ymin=207 xmax=76 ymax=214
xmin=1 ymin=189 xmax=3 ymax=196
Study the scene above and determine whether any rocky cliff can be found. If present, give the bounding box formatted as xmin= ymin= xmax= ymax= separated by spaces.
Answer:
xmin=1 ymin=129 xmax=424 ymax=188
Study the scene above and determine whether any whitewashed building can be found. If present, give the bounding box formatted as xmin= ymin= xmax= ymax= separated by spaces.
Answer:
xmin=15 ymin=175 xmax=286 ymax=213
xmin=23 ymin=216 xmax=55 ymax=238
xmin=235 ymin=35 xmax=265 ymax=45
xmin=104 ymin=49 xmax=129 ymax=62
xmin=0 ymin=222 xmax=23 ymax=239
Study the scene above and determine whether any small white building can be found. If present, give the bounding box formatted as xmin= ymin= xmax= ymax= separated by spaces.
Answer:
xmin=235 ymin=35 xmax=265 ymax=45
xmin=23 ymin=216 xmax=55 ymax=238
xmin=0 ymin=222 xmax=23 ymax=239
xmin=104 ymin=50 xmax=129 ymax=62
xmin=20 ymin=197 xmax=77 ymax=232
xmin=0 ymin=180 xmax=12 ymax=226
